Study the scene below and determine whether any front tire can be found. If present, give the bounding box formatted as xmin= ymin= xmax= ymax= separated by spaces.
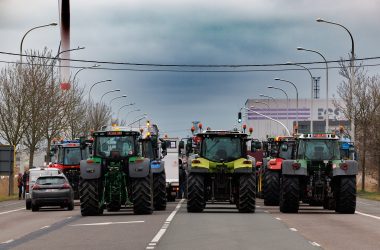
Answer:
xmin=335 ymin=176 xmax=356 ymax=214
xmin=280 ymin=175 xmax=300 ymax=213
xmin=153 ymin=172 xmax=167 ymax=210
xmin=132 ymin=176 xmax=153 ymax=215
xmin=263 ymin=170 xmax=280 ymax=206
xmin=79 ymin=179 xmax=103 ymax=216
xmin=187 ymin=174 xmax=205 ymax=212
xmin=238 ymin=174 xmax=256 ymax=213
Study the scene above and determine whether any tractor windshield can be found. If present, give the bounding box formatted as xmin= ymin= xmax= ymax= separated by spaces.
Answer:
xmin=95 ymin=135 xmax=136 ymax=158
xmin=297 ymin=139 xmax=341 ymax=161
xmin=201 ymin=136 xmax=243 ymax=162
xmin=278 ymin=141 xmax=295 ymax=160
xmin=58 ymin=147 xmax=89 ymax=165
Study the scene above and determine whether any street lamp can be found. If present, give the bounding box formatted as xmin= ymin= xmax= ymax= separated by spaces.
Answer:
xmin=117 ymin=103 xmax=136 ymax=120
xmin=297 ymin=47 xmax=329 ymax=132
xmin=268 ymin=86 xmax=289 ymax=129
xmin=259 ymin=94 xmax=279 ymax=134
xmin=100 ymin=89 xmax=121 ymax=103
xmin=316 ymin=18 xmax=355 ymax=140
xmin=109 ymin=95 xmax=127 ymax=106
xmin=255 ymin=100 xmax=272 ymax=135
xmin=88 ymin=79 xmax=112 ymax=101
xmin=51 ymin=46 xmax=85 ymax=81
xmin=20 ymin=23 xmax=57 ymax=65
xmin=125 ymin=109 xmax=141 ymax=119
xmin=72 ymin=64 xmax=100 ymax=83
xmin=285 ymin=62 xmax=314 ymax=133
xmin=274 ymin=78 xmax=299 ymax=131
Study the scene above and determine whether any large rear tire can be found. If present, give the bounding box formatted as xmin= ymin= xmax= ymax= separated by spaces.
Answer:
xmin=132 ymin=176 xmax=153 ymax=215
xmin=187 ymin=174 xmax=205 ymax=212
xmin=280 ymin=175 xmax=300 ymax=213
xmin=238 ymin=174 xmax=256 ymax=213
xmin=153 ymin=172 xmax=167 ymax=211
xmin=80 ymin=179 xmax=103 ymax=216
xmin=335 ymin=176 xmax=356 ymax=214
xmin=263 ymin=170 xmax=280 ymax=206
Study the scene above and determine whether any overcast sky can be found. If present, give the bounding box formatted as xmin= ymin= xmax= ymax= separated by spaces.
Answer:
xmin=1 ymin=0 xmax=379 ymax=137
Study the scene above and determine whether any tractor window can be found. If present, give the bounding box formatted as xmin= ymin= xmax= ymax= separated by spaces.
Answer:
xmin=278 ymin=142 xmax=295 ymax=160
xmin=201 ymin=136 xmax=242 ymax=162
xmin=57 ymin=147 xmax=88 ymax=165
xmin=142 ymin=140 xmax=154 ymax=159
xmin=95 ymin=135 xmax=136 ymax=158
xmin=297 ymin=139 xmax=340 ymax=161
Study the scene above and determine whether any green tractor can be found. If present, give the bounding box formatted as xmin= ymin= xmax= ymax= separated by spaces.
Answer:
xmin=187 ymin=130 xmax=256 ymax=213
xmin=79 ymin=127 xmax=154 ymax=216
xmin=280 ymin=133 xmax=358 ymax=214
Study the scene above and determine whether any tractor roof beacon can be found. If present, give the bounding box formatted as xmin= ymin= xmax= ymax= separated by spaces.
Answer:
xmin=79 ymin=126 xmax=154 ymax=216
xmin=187 ymin=129 xmax=256 ymax=213
xmin=279 ymin=133 xmax=358 ymax=214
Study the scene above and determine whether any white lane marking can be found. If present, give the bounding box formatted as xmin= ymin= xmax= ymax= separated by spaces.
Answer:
xmin=149 ymin=199 xmax=184 ymax=245
xmin=309 ymin=241 xmax=321 ymax=247
xmin=256 ymin=205 xmax=261 ymax=208
xmin=67 ymin=216 xmax=72 ymax=219
xmin=40 ymin=225 xmax=50 ymax=230
xmin=1 ymin=239 xmax=14 ymax=244
xmin=70 ymin=221 xmax=144 ymax=226
xmin=275 ymin=217 xmax=282 ymax=220
xmin=356 ymin=211 xmax=380 ymax=220
xmin=149 ymin=243 xmax=157 ymax=246
xmin=357 ymin=201 xmax=374 ymax=206
xmin=146 ymin=247 xmax=154 ymax=250
xmin=0 ymin=207 xmax=25 ymax=215
xmin=264 ymin=210 xmax=269 ymax=213
xmin=289 ymin=228 xmax=298 ymax=232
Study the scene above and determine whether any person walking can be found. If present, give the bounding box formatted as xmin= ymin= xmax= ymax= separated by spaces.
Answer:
xmin=17 ymin=173 xmax=23 ymax=200
xmin=22 ymin=169 xmax=29 ymax=199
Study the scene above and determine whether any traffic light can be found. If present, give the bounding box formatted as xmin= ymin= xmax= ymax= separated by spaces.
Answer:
xmin=238 ymin=112 xmax=242 ymax=123
xmin=146 ymin=120 xmax=150 ymax=127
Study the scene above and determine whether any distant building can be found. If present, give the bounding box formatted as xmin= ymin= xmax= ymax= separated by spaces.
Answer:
xmin=244 ymin=98 xmax=350 ymax=140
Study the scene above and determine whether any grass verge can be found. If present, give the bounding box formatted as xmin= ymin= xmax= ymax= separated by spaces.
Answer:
xmin=357 ymin=190 xmax=380 ymax=201
xmin=0 ymin=195 xmax=18 ymax=202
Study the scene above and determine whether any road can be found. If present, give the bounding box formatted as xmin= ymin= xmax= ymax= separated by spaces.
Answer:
xmin=0 ymin=198 xmax=379 ymax=250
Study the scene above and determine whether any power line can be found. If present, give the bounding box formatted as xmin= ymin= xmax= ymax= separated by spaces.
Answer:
xmin=1 ymin=59 xmax=380 ymax=73
xmin=2 ymin=51 xmax=380 ymax=68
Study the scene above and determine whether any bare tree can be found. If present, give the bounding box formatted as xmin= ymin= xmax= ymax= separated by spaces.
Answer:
xmin=335 ymin=60 xmax=380 ymax=191
xmin=88 ymin=102 xmax=112 ymax=131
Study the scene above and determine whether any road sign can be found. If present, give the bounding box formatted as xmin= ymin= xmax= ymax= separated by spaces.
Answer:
xmin=0 ymin=145 xmax=14 ymax=175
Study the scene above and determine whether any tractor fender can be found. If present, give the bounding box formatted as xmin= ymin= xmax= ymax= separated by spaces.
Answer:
xmin=80 ymin=160 xmax=101 ymax=180
xmin=129 ymin=158 xmax=151 ymax=178
xmin=282 ymin=160 xmax=307 ymax=175
xmin=151 ymin=160 xmax=165 ymax=174
xmin=333 ymin=160 xmax=358 ymax=176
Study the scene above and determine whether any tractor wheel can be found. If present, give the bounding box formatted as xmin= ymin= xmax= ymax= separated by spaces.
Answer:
xmin=335 ymin=176 xmax=356 ymax=214
xmin=279 ymin=175 xmax=300 ymax=213
xmin=263 ymin=170 xmax=280 ymax=206
xmin=153 ymin=172 xmax=167 ymax=211
xmin=187 ymin=173 xmax=205 ymax=212
xmin=132 ymin=176 xmax=153 ymax=215
xmin=238 ymin=173 xmax=256 ymax=213
xmin=79 ymin=179 xmax=103 ymax=216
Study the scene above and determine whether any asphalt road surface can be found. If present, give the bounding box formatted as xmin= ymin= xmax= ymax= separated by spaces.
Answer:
xmin=0 ymin=198 xmax=379 ymax=250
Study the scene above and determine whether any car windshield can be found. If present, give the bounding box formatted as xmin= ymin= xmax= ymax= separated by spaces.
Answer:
xmin=58 ymin=147 xmax=88 ymax=165
xmin=36 ymin=176 xmax=66 ymax=185
xmin=201 ymin=136 xmax=242 ymax=162
xmin=96 ymin=135 xmax=136 ymax=158
xmin=297 ymin=139 xmax=341 ymax=161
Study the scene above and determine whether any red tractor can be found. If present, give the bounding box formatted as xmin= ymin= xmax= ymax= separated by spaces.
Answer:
xmin=259 ymin=136 xmax=296 ymax=206
xmin=49 ymin=140 xmax=90 ymax=199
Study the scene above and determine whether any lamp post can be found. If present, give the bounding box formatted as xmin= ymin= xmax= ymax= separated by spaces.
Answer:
xmin=88 ymin=79 xmax=112 ymax=101
xmin=316 ymin=18 xmax=355 ymax=140
xmin=100 ymin=89 xmax=121 ymax=103
xmin=268 ymin=86 xmax=289 ymax=129
xmin=259 ymin=94 xmax=279 ymax=134
xmin=117 ymin=103 xmax=136 ymax=120
xmin=20 ymin=23 xmax=57 ymax=65
xmin=285 ymin=62 xmax=314 ymax=133
xmin=109 ymin=95 xmax=127 ymax=106
xmin=274 ymin=78 xmax=299 ymax=132
xmin=297 ymin=47 xmax=329 ymax=132
xmin=72 ymin=64 xmax=100 ymax=83
xmin=125 ymin=109 xmax=141 ymax=119
xmin=255 ymin=100 xmax=271 ymax=136
xmin=51 ymin=46 xmax=85 ymax=85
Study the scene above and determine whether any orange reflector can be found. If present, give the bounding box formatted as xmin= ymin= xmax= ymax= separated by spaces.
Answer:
xmin=269 ymin=159 xmax=277 ymax=165
xmin=243 ymin=160 xmax=251 ymax=164
xmin=192 ymin=159 xmax=201 ymax=164
xmin=87 ymin=159 xmax=94 ymax=164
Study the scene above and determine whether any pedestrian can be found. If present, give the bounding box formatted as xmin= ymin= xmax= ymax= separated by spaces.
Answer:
xmin=17 ymin=173 xmax=23 ymax=200
xmin=22 ymin=168 xmax=29 ymax=199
